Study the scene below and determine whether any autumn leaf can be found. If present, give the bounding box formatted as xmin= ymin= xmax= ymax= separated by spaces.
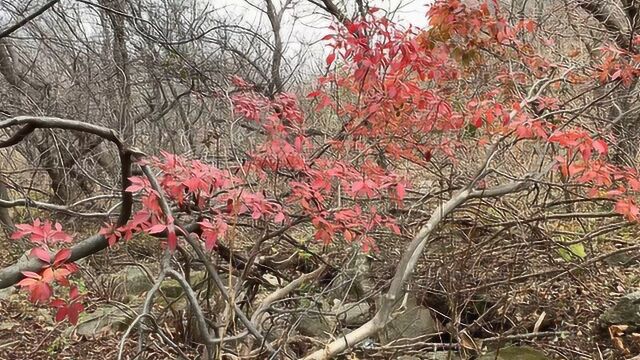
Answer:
xmin=326 ymin=53 xmax=336 ymax=66
xmin=30 ymin=247 xmax=50 ymax=263
xmin=53 ymin=249 xmax=72 ymax=267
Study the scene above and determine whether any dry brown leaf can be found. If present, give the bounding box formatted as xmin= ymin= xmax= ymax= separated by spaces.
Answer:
xmin=612 ymin=336 xmax=629 ymax=355
xmin=459 ymin=330 xmax=481 ymax=352
xmin=609 ymin=324 xmax=629 ymax=338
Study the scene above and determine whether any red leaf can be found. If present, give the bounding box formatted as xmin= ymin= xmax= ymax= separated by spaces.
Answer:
xmin=11 ymin=224 xmax=33 ymax=240
xmin=50 ymin=223 xmax=73 ymax=243
xmin=147 ymin=223 xmax=167 ymax=234
xmin=69 ymin=286 xmax=80 ymax=300
xmin=629 ymin=177 xmax=640 ymax=191
xmin=53 ymin=249 xmax=72 ymax=266
xmin=167 ymin=228 xmax=178 ymax=252
xmin=30 ymin=247 xmax=50 ymax=263
xmin=17 ymin=278 xmax=37 ymax=288
xmin=344 ymin=229 xmax=354 ymax=242
xmin=615 ymin=197 xmax=640 ymax=221
xmin=68 ymin=302 xmax=83 ymax=325
xmin=21 ymin=271 xmax=41 ymax=279
xmin=593 ymin=139 xmax=608 ymax=155
xmin=41 ymin=268 xmax=55 ymax=283
xmin=326 ymin=53 xmax=336 ymax=66
xmin=396 ymin=182 xmax=406 ymax=201
xmin=11 ymin=220 xmax=72 ymax=244
xmin=274 ymin=212 xmax=285 ymax=224
xmin=387 ymin=222 xmax=401 ymax=234
xmin=100 ymin=225 xmax=120 ymax=247
xmin=55 ymin=306 xmax=68 ymax=322
xmin=30 ymin=282 xmax=52 ymax=303
xmin=52 ymin=268 xmax=72 ymax=284
xmin=50 ymin=299 xmax=66 ymax=308
xmin=125 ymin=177 xmax=148 ymax=193
xmin=351 ymin=181 xmax=364 ymax=194
xmin=231 ymin=75 xmax=250 ymax=88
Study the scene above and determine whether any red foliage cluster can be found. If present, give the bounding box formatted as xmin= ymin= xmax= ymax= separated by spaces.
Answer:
xmin=11 ymin=220 xmax=81 ymax=324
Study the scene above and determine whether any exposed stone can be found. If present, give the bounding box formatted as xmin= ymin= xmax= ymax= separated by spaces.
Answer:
xmin=327 ymin=250 xmax=374 ymax=302
xmin=398 ymin=352 xmax=461 ymax=360
xmin=297 ymin=312 xmax=337 ymax=339
xmin=0 ymin=286 xmax=17 ymax=300
xmin=106 ymin=267 xmax=209 ymax=300
xmin=115 ymin=266 xmax=154 ymax=296
xmin=160 ymin=270 xmax=208 ymax=299
xmin=604 ymin=252 xmax=640 ymax=267
xmin=378 ymin=296 xmax=441 ymax=345
xmin=160 ymin=279 xmax=184 ymax=299
xmin=334 ymin=301 xmax=371 ymax=327
xmin=75 ymin=305 xmax=136 ymax=337
xmin=477 ymin=346 xmax=548 ymax=360
xmin=600 ymin=291 xmax=640 ymax=329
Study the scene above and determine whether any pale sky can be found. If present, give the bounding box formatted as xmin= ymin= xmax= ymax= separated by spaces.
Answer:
xmin=214 ymin=0 xmax=433 ymax=79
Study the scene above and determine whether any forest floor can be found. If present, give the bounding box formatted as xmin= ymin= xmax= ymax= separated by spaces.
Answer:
xmin=0 ymin=223 xmax=639 ymax=359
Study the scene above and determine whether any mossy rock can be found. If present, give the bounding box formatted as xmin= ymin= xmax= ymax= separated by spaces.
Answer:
xmin=109 ymin=266 xmax=208 ymax=300
xmin=160 ymin=271 xmax=208 ymax=299
xmin=378 ymin=297 xmax=441 ymax=345
xmin=600 ymin=291 xmax=640 ymax=330
xmin=75 ymin=305 xmax=137 ymax=337
xmin=297 ymin=312 xmax=337 ymax=339
xmin=114 ymin=266 xmax=154 ymax=295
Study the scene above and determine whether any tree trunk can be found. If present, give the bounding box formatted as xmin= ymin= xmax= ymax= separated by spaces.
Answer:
xmin=100 ymin=0 xmax=133 ymax=141
xmin=0 ymin=178 xmax=14 ymax=232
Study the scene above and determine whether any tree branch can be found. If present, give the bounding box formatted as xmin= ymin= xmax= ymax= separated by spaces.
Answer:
xmin=0 ymin=0 xmax=62 ymax=39
xmin=0 ymin=116 xmax=139 ymax=287
xmin=302 ymin=180 xmax=531 ymax=359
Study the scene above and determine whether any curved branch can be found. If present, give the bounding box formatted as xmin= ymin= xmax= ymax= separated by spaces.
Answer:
xmin=303 ymin=175 xmax=544 ymax=359
xmin=0 ymin=197 xmax=113 ymax=218
xmin=0 ymin=116 xmax=139 ymax=287
xmin=251 ymin=265 xmax=326 ymax=331
xmin=0 ymin=222 xmax=202 ymax=290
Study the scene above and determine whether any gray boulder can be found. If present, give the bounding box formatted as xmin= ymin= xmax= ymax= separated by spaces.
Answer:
xmin=379 ymin=296 xmax=441 ymax=345
xmin=114 ymin=266 xmax=154 ymax=296
xmin=297 ymin=312 xmax=337 ymax=339
xmin=398 ymin=352 xmax=461 ymax=360
xmin=334 ymin=302 xmax=371 ymax=327
xmin=0 ymin=286 xmax=17 ymax=300
xmin=328 ymin=250 xmax=374 ymax=302
xmin=601 ymin=291 xmax=640 ymax=329
xmin=75 ymin=304 xmax=137 ymax=337
xmin=106 ymin=266 xmax=208 ymax=300
xmin=604 ymin=253 xmax=640 ymax=267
